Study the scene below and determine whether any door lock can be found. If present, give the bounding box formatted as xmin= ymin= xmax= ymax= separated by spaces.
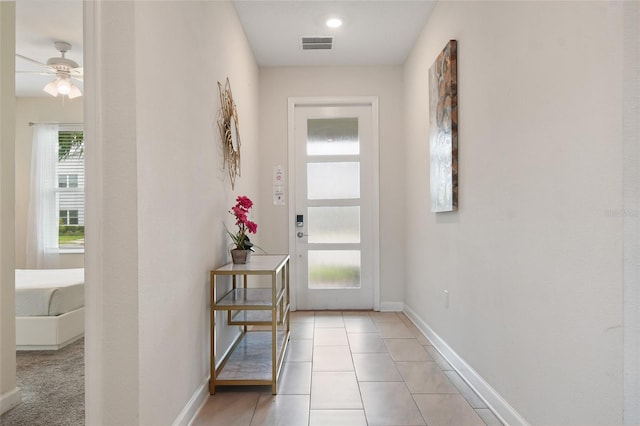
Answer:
xmin=297 ymin=232 xmax=309 ymax=238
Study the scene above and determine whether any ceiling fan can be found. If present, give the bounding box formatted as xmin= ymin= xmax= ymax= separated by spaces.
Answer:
xmin=16 ymin=41 xmax=83 ymax=99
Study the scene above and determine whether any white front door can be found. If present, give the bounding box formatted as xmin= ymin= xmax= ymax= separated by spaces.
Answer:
xmin=289 ymin=99 xmax=379 ymax=310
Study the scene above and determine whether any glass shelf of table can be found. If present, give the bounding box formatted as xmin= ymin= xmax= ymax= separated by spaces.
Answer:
xmin=212 ymin=255 xmax=290 ymax=275
xmin=215 ymin=329 xmax=289 ymax=383
xmin=215 ymin=288 xmax=286 ymax=309
xmin=228 ymin=306 xmax=289 ymax=326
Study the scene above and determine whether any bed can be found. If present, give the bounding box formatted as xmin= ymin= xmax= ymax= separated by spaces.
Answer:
xmin=15 ymin=268 xmax=85 ymax=350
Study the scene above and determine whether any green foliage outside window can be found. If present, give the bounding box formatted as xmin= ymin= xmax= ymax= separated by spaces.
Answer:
xmin=59 ymin=225 xmax=85 ymax=247
xmin=58 ymin=131 xmax=84 ymax=161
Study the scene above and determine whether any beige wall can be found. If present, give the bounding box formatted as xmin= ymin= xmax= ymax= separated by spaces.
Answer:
xmin=403 ymin=1 xmax=625 ymax=424
xmin=258 ymin=66 xmax=405 ymax=307
xmin=0 ymin=1 xmax=19 ymax=414
xmin=84 ymin=1 xmax=260 ymax=424
xmin=135 ymin=2 xmax=259 ymax=424
xmin=622 ymin=2 xmax=640 ymax=421
xmin=14 ymin=97 xmax=84 ymax=269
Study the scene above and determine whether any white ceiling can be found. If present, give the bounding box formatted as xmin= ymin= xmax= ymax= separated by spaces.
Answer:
xmin=233 ymin=0 xmax=436 ymax=67
xmin=14 ymin=0 xmax=434 ymax=97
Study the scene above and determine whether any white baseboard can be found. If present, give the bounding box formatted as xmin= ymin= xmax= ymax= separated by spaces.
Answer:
xmin=174 ymin=376 xmax=210 ymax=426
xmin=379 ymin=301 xmax=404 ymax=312
xmin=16 ymin=334 xmax=84 ymax=351
xmin=0 ymin=387 xmax=22 ymax=415
xmin=403 ymin=305 xmax=529 ymax=426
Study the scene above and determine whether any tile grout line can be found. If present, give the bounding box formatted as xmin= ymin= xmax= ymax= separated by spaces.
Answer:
xmin=354 ymin=312 xmax=370 ymax=426
xmin=307 ymin=312 xmax=315 ymax=426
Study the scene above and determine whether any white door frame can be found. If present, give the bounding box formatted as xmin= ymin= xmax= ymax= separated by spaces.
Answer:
xmin=287 ymin=96 xmax=380 ymax=312
xmin=83 ymin=2 xmax=104 ymax=424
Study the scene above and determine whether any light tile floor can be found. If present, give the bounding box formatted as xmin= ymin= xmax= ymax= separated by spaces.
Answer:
xmin=193 ymin=311 xmax=503 ymax=426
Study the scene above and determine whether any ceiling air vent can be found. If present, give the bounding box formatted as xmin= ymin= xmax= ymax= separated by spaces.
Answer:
xmin=301 ymin=36 xmax=333 ymax=51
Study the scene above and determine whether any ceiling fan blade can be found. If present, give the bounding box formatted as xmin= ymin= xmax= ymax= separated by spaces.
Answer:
xmin=70 ymin=67 xmax=83 ymax=76
xmin=72 ymin=75 xmax=83 ymax=82
xmin=15 ymin=53 xmax=48 ymax=67
xmin=16 ymin=70 xmax=53 ymax=75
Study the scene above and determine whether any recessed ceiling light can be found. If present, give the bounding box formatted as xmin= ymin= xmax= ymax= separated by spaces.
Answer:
xmin=326 ymin=18 xmax=342 ymax=28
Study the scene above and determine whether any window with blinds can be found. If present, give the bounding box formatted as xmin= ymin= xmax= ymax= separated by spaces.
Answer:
xmin=57 ymin=128 xmax=84 ymax=250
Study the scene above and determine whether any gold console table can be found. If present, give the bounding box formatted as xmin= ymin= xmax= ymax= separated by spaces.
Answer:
xmin=210 ymin=254 xmax=290 ymax=395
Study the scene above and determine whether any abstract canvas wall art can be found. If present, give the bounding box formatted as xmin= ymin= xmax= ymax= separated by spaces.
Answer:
xmin=429 ymin=40 xmax=458 ymax=212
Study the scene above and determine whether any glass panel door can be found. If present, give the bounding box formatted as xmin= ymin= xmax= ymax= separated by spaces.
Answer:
xmin=293 ymin=104 xmax=375 ymax=310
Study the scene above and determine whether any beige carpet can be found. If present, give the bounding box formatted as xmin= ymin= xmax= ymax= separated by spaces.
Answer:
xmin=1 ymin=338 xmax=84 ymax=426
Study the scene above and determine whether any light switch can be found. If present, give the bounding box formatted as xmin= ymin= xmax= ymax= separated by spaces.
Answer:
xmin=273 ymin=186 xmax=285 ymax=205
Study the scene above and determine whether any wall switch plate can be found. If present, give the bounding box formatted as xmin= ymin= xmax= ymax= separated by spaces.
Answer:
xmin=273 ymin=165 xmax=285 ymax=185
xmin=273 ymin=186 xmax=285 ymax=205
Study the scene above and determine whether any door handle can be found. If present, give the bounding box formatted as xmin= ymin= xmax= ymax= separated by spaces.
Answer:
xmin=297 ymin=232 xmax=309 ymax=238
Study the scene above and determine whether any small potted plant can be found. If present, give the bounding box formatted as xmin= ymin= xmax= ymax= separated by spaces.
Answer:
xmin=227 ymin=195 xmax=258 ymax=264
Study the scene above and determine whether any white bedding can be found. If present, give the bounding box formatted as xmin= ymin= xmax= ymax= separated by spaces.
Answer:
xmin=15 ymin=268 xmax=84 ymax=316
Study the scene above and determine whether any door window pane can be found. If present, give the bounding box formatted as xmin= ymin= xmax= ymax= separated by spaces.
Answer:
xmin=308 ymin=206 xmax=360 ymax=244
xmin=307 ymin=117 xmax=359 ymax=156
xmin=308 ymin=162 xmax=360 ymax=200
xmin=308 ymin=250 xmax=361 ymax=289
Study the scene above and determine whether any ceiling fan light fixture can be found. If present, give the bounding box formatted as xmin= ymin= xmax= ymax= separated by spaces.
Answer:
xmin=56 ymin=77 xmax=71 ymax=95
xmin=43 ymin=80 xmax=59 ymax=97
xmin=43 ymin=76 xmax=82 ymax=99
xmin=68 ymin=85 xmax=82 ymax=99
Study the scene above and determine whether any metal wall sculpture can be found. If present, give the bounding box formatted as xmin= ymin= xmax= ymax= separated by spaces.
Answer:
xmin=218 ymin=78 xmax=241 ymax=189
